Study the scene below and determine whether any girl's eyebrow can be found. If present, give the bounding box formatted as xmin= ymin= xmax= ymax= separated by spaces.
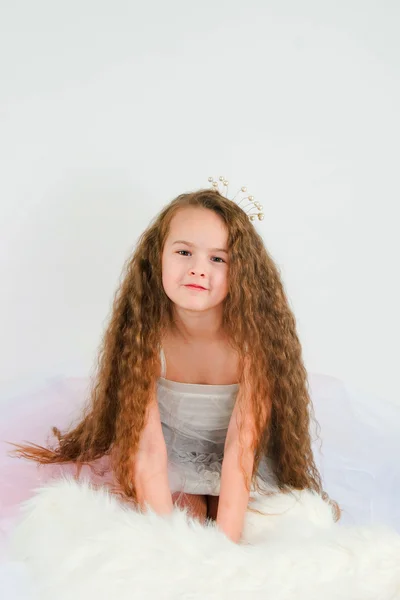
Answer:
xmin=172 ymin=240 xmax=228 ymax=254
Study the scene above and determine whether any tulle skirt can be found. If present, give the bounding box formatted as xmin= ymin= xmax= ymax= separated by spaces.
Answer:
xmin=1 ymin=373 xmax=399 ymax=556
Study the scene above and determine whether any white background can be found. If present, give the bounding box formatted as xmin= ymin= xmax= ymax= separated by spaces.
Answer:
xmin=1 ymin=0 xmax=399 ymax=408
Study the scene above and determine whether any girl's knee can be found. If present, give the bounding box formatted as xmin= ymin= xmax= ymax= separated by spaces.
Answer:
xmin=172 ymin=492 xmax=207 ymax=523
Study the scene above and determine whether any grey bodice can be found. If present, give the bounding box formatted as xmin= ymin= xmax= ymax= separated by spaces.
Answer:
xmin=157 ymin=346 xmax=239 ymax=494
xmin=156 ymin=347 xmax=276 ymax=494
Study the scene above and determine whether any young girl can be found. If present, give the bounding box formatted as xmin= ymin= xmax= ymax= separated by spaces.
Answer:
xmin=13 ymin=177 xmax=339 ymax=543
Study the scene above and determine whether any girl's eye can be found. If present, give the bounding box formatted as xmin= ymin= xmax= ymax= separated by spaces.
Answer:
xmin=176 ymin=250 xmax=225 ymax=263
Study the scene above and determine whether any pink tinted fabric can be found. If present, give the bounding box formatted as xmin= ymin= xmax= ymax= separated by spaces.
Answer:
xmin=0 ymin=377 xmax=114 ymax=552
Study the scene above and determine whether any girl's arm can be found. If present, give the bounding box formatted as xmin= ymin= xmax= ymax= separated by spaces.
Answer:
xmin=216 ymin=399 xmax=255 ymax=543
xmin=134 ymin=396 xmax=174 ymax=515
xmin=217 ymin=357 xmax=263 ymax=543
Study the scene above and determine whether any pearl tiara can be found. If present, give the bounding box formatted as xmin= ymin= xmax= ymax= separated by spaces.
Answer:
xmin=208 ymin=176 xmax=264 ymax=222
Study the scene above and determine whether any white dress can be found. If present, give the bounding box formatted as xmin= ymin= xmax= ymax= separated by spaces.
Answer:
xmin=157 ymin=347 xmax=277 ymax=495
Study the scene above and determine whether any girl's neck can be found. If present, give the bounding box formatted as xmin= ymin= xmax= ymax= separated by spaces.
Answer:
xmin=170 ymin=308 xmax=226 ymax=344
xmin=171 ymin=325 xmax=226 ymax=345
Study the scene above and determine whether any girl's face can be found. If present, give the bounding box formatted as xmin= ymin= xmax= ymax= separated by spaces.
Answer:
xmin=162 ymin=207 xmax=230 ymax=312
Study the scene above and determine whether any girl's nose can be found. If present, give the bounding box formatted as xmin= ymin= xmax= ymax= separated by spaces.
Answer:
xmin=188 ymin=257 xmax=207 ymax=276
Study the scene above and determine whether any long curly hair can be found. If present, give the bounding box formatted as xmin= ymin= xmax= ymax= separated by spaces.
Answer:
xmin=12 ymin=188 xmax=339 ymax=518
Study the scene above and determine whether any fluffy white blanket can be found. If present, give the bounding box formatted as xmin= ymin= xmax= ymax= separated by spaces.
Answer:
xmin=8 ymin=478 xmax=400 ymax=600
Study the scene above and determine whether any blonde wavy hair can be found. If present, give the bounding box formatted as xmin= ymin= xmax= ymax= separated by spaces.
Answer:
xmin=12 ymin=188 xmax=340 ymax=519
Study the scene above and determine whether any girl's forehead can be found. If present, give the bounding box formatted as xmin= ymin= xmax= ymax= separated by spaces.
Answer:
xmin=168 ymin=207 xmax=228 ymax=238
xmin=166 ymin=232 xmax=228 ymax=254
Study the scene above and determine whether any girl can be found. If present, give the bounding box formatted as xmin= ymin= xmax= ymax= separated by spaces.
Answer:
xmin=12 ymin=178 xmax=339 ymax=543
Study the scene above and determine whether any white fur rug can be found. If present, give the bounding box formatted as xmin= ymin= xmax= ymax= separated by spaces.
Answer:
xmin=8 ymin=478 xmax=400 ymax=600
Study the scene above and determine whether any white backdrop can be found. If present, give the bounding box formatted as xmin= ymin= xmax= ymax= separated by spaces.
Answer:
xmin=0 ymin=0 xmax=399 ymax=409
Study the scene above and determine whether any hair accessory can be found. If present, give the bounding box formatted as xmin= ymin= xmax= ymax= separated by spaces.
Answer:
xmin=207 ymin=176 xmax=264 ymax=222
